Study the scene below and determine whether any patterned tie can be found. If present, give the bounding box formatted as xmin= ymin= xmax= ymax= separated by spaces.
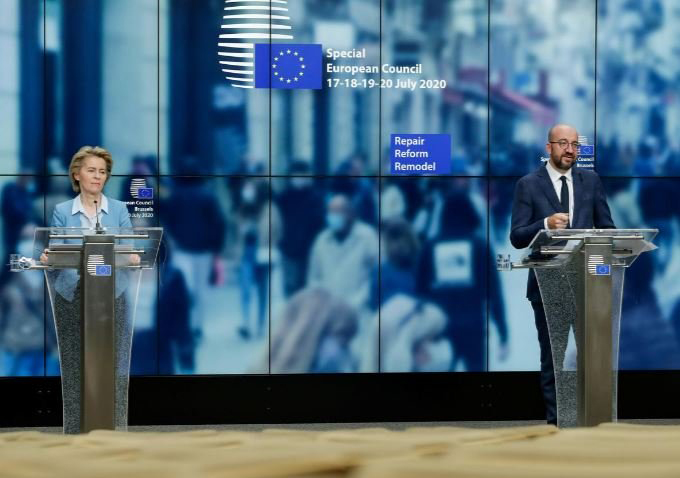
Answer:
xmin=559 ymin=176 xmax=569 ymax=214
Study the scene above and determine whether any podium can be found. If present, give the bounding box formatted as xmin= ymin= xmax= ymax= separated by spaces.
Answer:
xmin=10 ymin=227 xmax=162 ymax=434
xmin=498 ymin=229 xmax=658 ymax=427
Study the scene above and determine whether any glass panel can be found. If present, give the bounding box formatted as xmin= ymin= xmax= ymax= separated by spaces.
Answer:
xmin=520 ymin=228 xmax=659 ymax=269
xmin=45 ymin=259 xmax=83 ymax=433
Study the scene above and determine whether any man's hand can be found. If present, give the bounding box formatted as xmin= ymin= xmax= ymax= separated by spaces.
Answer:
xmin=547 ymin=213 xmax=569 ymax=230
xmin=40 ymin=248 xmax=49 ymax=263
xmin=129 ymin=254 xmax=141 ymax=266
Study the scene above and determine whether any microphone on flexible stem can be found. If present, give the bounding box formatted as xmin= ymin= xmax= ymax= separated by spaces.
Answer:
xmin=94 ymin=200 xmax=104 ymax=234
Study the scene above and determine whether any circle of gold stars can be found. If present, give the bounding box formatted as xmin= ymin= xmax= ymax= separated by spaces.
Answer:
xmin=272 ymin=49 xmax=306 ymax=84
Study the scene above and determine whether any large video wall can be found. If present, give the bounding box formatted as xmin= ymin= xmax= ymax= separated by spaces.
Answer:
xmin=2 ymin=0 xmax=680 ymax=377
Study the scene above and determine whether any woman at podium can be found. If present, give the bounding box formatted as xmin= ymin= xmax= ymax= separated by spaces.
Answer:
xmin=41 ymin=146 xmax=140 ymax=303
xmin=39 ymin=146 xmax=143 ymax=433
xmin=41 ymin=146 xmax=139 ymax=265
xmin=50 ymin=147 xmax=135 ymax=234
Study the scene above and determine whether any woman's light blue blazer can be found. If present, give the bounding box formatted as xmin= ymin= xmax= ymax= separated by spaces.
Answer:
xmin=51 ymin=197 xmax=133 ymax=229
xmin=50 ymin=197 xmax=133 ymax=300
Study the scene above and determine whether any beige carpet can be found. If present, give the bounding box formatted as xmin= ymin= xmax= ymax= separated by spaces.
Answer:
xmin=1 ymin=424 xmax=679 ymax=477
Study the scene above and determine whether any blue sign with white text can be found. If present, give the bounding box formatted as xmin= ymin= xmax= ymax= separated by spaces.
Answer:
xmin=390 ymin=134 xmax=451 ymax=175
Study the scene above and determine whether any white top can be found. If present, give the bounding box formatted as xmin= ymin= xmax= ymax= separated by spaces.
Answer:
xmin=544 ymin=162 xmax=573 ymax=228
xmin=71 ymin=194 xmax=109 ymax=229
xmin=307 ymin=221 xmax=378 ymax=310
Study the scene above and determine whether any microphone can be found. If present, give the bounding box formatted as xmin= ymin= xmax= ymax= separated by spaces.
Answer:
xmin=94 ymin=199 xmax=103 ymax=233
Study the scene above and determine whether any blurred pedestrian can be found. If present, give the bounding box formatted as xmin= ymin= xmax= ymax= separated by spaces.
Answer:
xmin=0 ymin=223 xmax=44 ymax=376
xmin=162 ymin=175 xmax=226 ymax=340
xmin=418 ymin=187 xmax=508 ymax=372
xmin=275 ymin=161 xmax=325 ymax=297
xmin=380 ymin=294 xmax=450 ymax=372
xmin=375 ymin=217 xmax=419 ymax=307
xmin=266 ymin=287 xmax=358 ymax=373
xmin=236 ymin=178 xmax=280 ymax=339
xmin=308 ymin=193 xmax=378 ymax=311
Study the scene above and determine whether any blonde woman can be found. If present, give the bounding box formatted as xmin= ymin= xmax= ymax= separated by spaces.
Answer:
xmin=42 ymin=146 xmax=139 ymax=297
xmin=51 ymin=146 xmax=133 ymax=231
xmin=42 ymin=146 xmax=138 ymax=433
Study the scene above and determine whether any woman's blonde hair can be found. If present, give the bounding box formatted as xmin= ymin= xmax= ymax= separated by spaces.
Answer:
xmin=69 ymin=146 xmax=113 ymax=193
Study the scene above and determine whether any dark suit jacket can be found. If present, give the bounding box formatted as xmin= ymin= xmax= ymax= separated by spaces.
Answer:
xmin=510 ymin=165 xmax=615 ymax=302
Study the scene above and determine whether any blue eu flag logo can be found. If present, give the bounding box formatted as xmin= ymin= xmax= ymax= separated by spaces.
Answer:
xmin=580 ymin=145 xmax=595 ymax=155
xmin=595 ymin=264 xmax=610 ymax=275
xmin=95 ymin=265 xmax=112 ymax=276
xmin=254 ymin=44 xmax=322 ymax=89
xmin=137 ymin=187 xmax=153 ymax=199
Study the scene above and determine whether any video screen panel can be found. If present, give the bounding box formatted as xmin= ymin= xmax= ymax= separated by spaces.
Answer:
xmin=379 ymin=177 xmax=492 ymax=372
xmin=596 ymin=0 xmax=680 ymax=176
xmin=381 ymin=0 xmax=488 ymax=176
xmin=0 ymin=176 xmax=46 ymax=376
xmin=271 ymin=1 xmax=381 ymax=175
xmin=0 ymin=0 xmax=43 ymax=175
xmin=158 ymin=176 xmax=270 ymax=374
xmin=603 ymin=177 xmax=680 ymax=369
xmin=270 ymin=177 xmax=379 ymax=373
xmin=164 ymin=0 xmax=270 ymax=175
xmin=489 ymin=0 xmax=596 ymax=177
xmin=488 ymin=177 xmax=540 ymax=371
xmin=2 ymin=0 xmax=679 ymax=376
xmin=43 ymin=0 xmax=159 ymax=177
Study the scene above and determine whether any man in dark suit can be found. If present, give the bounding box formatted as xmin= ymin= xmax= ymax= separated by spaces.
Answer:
xmin=510 ymin=124 xmax=615 ymax=424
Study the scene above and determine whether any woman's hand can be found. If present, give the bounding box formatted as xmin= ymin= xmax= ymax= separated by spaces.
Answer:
xmin=40 ymin=248 xmax=49 ymax=264
xmin=129 ymin=254 xmax=141 ymax=266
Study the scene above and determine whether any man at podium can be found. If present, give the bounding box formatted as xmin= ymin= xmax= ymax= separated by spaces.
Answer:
xmin=509 ymin=124 xmax=615 ymax=424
